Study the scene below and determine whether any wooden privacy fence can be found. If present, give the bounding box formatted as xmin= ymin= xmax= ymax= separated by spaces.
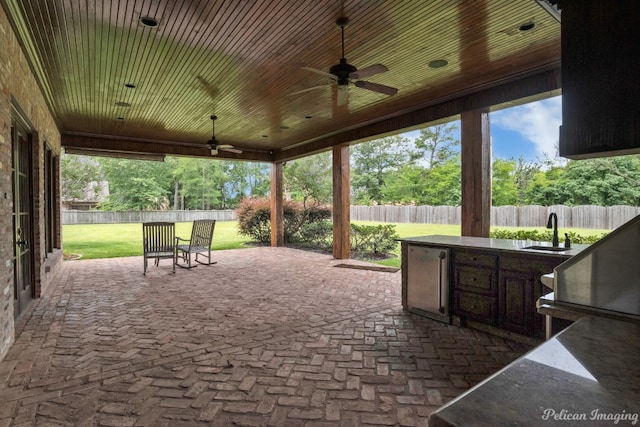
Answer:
xmin=63 ymin=205 xmax=640 ymax=229
xmin=350 ymin=205 xmax=640 ymax=230
xmin=63 ymin=209 xmax=236 ymax=225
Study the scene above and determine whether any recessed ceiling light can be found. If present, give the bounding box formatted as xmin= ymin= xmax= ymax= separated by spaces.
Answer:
xmin=116 ymin=117 xmax=125 ymax=121
xmin=279 ymin=125 xmax=289 ymax=130
xmin=124 ymin=83 xmax=136 ymax=89
xmin=428 ymin=59 xmax=448 ymax=69
xmin=519 ymin=22 xmax=535 ymax=31
xmin=139 ymin=16 xmax=159 ymax=27
xmin=305 ymin=115 xmax=312 ymax=119
xmin=115 ymin=101 xmax=131 ymax=107
xmin=262 ymin=135 xmax=268 ymax=138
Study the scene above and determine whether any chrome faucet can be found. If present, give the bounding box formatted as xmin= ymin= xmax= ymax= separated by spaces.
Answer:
xmin=546 ymin=213 xmax=559 ymax=247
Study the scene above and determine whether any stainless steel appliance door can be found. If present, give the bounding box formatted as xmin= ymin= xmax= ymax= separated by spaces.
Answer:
xmin=406 ymin=245 xmax=449 ymax=322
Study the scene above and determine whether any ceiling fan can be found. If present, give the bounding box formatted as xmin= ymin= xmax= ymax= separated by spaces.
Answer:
xmin=207 ymin=115 xmax=242 ymax=156
xmin=294 ymin=17 xmax=398 ymax=106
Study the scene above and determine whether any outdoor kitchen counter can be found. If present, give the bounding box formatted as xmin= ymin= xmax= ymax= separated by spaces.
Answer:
xmin=398 ymin=235 xmax=589 ymax=256
xmin=428 ymin=315 xmax=640 ymax=427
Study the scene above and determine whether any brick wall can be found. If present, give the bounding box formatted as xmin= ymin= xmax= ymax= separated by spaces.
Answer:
xmin=0 ymin=5 xmax=62 ymax=361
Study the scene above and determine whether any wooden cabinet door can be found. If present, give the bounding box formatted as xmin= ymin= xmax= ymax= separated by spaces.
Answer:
xmin=498 ymin=270 xmax=537 ymax=337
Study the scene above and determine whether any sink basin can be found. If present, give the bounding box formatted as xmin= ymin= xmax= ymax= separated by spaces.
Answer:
xmin=522 ymin=245 xmax=569 ymax=252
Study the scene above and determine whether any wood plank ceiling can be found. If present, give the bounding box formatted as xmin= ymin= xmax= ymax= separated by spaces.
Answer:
xmin=2 ymin=0 xmax=561 ymax=162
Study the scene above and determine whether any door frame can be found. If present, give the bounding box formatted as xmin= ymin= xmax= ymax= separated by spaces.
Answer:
xmin=11 ymin=103 xmax=36 ymax=319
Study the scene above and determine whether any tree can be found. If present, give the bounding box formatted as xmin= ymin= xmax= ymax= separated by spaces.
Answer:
xmin=513 ymin=157 xmax=541 ymax=205
xmin=414 ymin=123 xmax=460 ymax=168
xmin=172 ymin=158 xmax=226 ymax=210
xmin=98 ymin=157 xmax=174 ymax=210
xmin=351 ymin=135 xmax=418 ymax=204
xmin=380 ymin=164 xmax=426 ymax=205
xmin=525 ymin=155 xmax=640 ymax=206
xmin=284 ymin=152 xmax=332 ymax=207
xmin=221 ymin=161 xmax=270 ymax=208
xmin=60 ymin=154 xmax=104 ymax=203
xmin=421 ymin=156 xmax=462 ymax=205
xmin=492 ymin=158 xmax=518 ymax=206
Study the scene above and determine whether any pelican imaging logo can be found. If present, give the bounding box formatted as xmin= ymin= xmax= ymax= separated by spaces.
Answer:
xmin=541 ymin=408 xmax=639 ymax=425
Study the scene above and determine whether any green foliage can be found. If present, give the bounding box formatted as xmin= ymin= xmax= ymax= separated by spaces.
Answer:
xmin=172 ymin=157 xmax=226 ymax=209
xmin=236 ymin=197 xmax=332 ymax=244
xmin=489 ymin=229 xmax=607 ymax=245
xmin=351 ymin=135 xmax=419 ymax=204
xmin=92 ymin=156 xmax=271 ymax=211
xmin=61 ymin=154 xmax=104 ymax=202
xmin=492 ymin=158 xmax=518 ymax=206
xmin=284 ymin=152 xmax=333 ymax=206
xmin=297 ymin=220 xmax=333 ymax=251
xmin=350 ymin=224 xmax=400 ymax=255
xmin=526 ymin=156 xmax=640 ymax=206
xmin=98 ymin=158 xmax=174 ymax=210
xmin=422 ymin=157 xmax=462 ymax=205
xmin=221 ymin=162 xmax=270 ymax=206
xmin=414 ymin=123 xmax=460 ymax=168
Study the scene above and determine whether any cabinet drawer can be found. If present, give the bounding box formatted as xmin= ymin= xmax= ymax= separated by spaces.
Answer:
xmin=500 ymin=255 xmax=567 ymax=274
xmin=453 ymin=291 xmax=497 ymax=325
xmin=454 ymin=266 xmax=497 ymax=294
xmin=453 ymin=251 xmax=498 ymax=268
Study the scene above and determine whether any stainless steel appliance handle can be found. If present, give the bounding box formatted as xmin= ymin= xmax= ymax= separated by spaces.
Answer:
xmin=438 ymin=251 xmax=446 ymax=313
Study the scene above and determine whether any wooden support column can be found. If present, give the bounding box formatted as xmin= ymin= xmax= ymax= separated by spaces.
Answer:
xmin=332 ymin=145 xmax=350 ymax=259
xmin=461 ymin=109 xmax=491 ymax=237
xmin=270 ymin=162 xmax=284 ymax=246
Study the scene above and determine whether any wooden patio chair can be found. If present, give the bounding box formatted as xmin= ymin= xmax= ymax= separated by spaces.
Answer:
xmin=142 ymin=222 xmax=176 ymax=275
xmin=175 ymin=219 xmax=216 ymax=269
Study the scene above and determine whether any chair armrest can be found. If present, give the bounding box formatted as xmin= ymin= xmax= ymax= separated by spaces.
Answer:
xmin=175 ymin=237 xmax=190 ymax=243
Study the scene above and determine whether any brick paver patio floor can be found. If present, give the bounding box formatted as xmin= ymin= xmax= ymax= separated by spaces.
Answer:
xmin=0 ymin=247 xmax=531 ymax=426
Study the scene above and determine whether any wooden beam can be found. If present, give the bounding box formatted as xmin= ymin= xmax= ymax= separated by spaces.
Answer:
xmin=461 ymin=109 xmax=491 ymax=237
xmin=62 ymin=133 xmax=273 ymax=162
xmin=332 ymin=145 xmax=350 ymax=259
xmin=270 ymin=162 xmax=284 ymax=247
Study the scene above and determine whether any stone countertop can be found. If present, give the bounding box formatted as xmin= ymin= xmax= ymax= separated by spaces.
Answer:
xmin=428 ymin=315 xmax=640 ymax=427
xmin=398 ymin=235 xmax=589 ymax=257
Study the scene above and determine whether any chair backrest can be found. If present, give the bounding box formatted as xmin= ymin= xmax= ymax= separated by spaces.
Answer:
xmin=143 ymin=222 xmax=175 ymax=253
xmin=189 ymin=219 xmax=216 ymax=249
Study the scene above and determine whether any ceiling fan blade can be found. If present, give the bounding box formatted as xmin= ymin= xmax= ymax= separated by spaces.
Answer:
xmin=289 ymin=84 xmax=330 ymax=96
xmin=302 ymin=67 xmax=338 ymax=81
xmin=220 ymin=147 xmax=243 ymax=154
xmin=354 ymin=80 xmax=398 ymax=96
xmin=349 ymin=64 xmax=388 ymax=80
xmin=337 ymin=85 xmax=349 ymax=106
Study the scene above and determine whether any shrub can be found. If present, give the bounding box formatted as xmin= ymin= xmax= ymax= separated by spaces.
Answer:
xmin=236 ymin=197 xmax=272 ymax=243
xmin=297 ymin=219 xmax=333 ymax=251
xmin=236 ymin=197 xmax=332 ymax=244
xmin=350 ymin=224 xmax=399 ymax=256
xmin=489 ymin=229 xmax=608 ymax=245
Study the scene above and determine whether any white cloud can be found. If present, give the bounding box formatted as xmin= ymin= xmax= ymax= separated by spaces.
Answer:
xmin=492 ymin=96 xmax=562 ymax=161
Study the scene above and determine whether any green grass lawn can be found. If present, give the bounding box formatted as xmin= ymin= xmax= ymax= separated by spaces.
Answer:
xmin=63 ymin=220 xmax=608 ymax=266
xmin=63 ymin=221 xmax=252 ymax=260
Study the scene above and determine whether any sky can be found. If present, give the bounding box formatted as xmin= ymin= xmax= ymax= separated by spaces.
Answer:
xmin=403 ymin=95 xmax=562 ymax=164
